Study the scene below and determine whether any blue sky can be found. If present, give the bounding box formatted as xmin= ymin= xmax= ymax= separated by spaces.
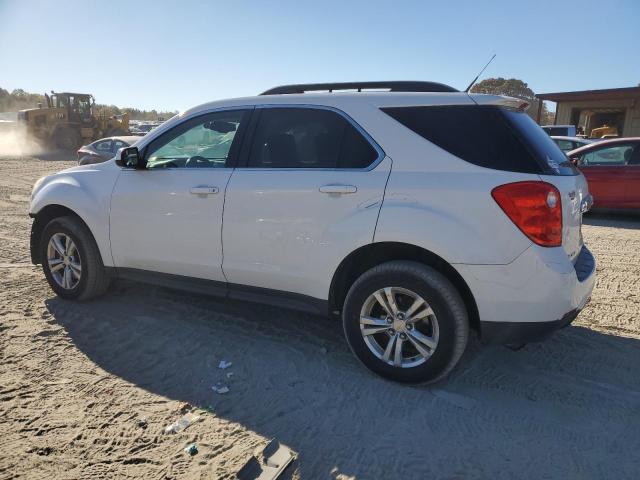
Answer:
xmin=1 ymin=0 xmax=639 ymax=112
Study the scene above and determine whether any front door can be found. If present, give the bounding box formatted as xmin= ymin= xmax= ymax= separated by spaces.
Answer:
xmin=110 ymin=109 xmax=250 ymax=281
xmin=578 ymin=143 xmax=634 ymax=208
xmin=623 ymin=143 xmax=640 ymax=208
xmin=222 ymin=106 xmax=391 ymax=300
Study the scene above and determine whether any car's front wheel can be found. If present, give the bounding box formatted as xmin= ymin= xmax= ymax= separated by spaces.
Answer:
xmin=342 ymin=261 xmax=468 ymax=384
xmin=40 ymin=216 xmax=110 ymax=300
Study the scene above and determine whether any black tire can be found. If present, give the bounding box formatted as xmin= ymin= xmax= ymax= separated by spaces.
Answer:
xmin=40 ymin=216 xmax=110 ymax=300
xmin=55 ymin=128 xmax=82 ymax=150
xmin=342 ymin=260 xmax=468 ymax=384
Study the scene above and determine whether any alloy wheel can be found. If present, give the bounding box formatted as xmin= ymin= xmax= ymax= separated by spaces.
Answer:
xmin=47 ymin=233 xmax=82 ymax=290
xmin=359 ymin=287 xmax=439 ymax=368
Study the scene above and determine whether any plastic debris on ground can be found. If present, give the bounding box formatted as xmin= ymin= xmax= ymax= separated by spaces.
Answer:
xmin=136 ymin=417 xmax=148 ymax=429
xmin=212 ymin=382 xmax=230 ymax=394
xmin=237 ymin=439 xmax=297 ymax=480
xmin=164 ymin=412 xmax=200 ymax=434
xmin=218 ymin=360 xmax=232 ymax=369
xmin=184 ymin=443 xmax=198 ymax=456
xmin=226 ymin=372 xmax=234 ymax=379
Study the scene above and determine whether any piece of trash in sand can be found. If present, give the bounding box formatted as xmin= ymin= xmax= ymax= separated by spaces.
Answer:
xmin=226 ymin=372 xmax=234 ymax=379
xmin=184 ymin=443 xmax=198 ymax=456
xmin=218 ymin=360 xmax=232 ymax=369
xmin=164 ymin=412 xmax=200 ymax=434
xmin=136 ymin=417 xmax=148 ymax=429
xmin=212 ymin=383 xmax=230 ymax=394
xmin=237 ymin=439 xmax=297 ymax=480
xmin=196 ymin=405 xmax=216 ymax=415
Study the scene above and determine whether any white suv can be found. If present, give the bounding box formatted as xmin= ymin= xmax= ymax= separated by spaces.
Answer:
xmin=29 ymin=81 xmax=596 ymax=384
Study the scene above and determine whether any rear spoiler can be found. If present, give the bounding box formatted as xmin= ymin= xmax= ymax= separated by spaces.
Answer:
xmin=467 ymin=94 xmax=530 ymax=112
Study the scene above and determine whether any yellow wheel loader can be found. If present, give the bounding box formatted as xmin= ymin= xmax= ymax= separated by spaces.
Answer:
xmin=17 ymin=91 xmax=129 ymax=150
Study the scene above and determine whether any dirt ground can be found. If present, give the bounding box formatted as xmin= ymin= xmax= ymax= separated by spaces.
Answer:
xmin=1 ymin=155 xmax=639 ymax=480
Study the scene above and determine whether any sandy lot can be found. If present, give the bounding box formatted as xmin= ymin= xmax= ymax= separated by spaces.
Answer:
xmin=1 ymin=155 xmax=639 ymax=479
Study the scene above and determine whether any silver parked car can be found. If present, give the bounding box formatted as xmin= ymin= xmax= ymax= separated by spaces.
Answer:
xmin=77 ymin=136 xmax=140 ymax=165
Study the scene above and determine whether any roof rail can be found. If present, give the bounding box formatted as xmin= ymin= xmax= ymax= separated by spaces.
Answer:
xmin=260 ymin=81 xmax=459 ymax=95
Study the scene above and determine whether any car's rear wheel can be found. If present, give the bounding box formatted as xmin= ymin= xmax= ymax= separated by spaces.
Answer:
xmin=40 ymin=216 xmax=110 ymax=300
xmin=342 ymin=260 xmax=468 ymax=384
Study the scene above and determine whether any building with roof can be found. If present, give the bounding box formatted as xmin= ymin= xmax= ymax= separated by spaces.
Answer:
xmin=537 ymin=86 xmax=640 ymax=138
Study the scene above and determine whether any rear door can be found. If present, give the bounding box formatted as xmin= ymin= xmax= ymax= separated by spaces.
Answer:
xmin=222 ymin=106 xmax=390 ymax=300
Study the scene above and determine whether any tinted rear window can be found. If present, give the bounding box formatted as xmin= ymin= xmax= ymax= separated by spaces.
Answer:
xmin=382 ymin=105 xmax=577 ymax=175
xmin=247 ymin=108 xmax=379 ymax=169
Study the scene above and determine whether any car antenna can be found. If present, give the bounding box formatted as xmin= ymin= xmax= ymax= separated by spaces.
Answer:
xmin=464 ymin=54 xmax=496 ymax=93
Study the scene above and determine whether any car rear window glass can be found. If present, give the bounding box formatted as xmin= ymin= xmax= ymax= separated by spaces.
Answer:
xmin=381 ymin=105 xmax=577 ymax=175
xmin=247 ymin=108 xmax=379 ymax=169
xmin=503 ymin=110 xmax=577 ymax=175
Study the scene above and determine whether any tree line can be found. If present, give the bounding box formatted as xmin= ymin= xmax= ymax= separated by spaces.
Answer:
xmin=1 ymin=79 xmax=555 ymax=124
xmin=0 ymin=87 xmax=177 ymax=121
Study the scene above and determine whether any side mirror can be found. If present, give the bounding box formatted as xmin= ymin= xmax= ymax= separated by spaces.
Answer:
xmin=568 ymin=155 xmax=579 ymax=166
xmin=116 ymin=146 xmax=145 ymax=169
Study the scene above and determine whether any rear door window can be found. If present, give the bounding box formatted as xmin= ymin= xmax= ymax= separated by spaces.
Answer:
xmin=113 ymin=140 xmax=128 ymax=151
xmin=94 ymin=140 xmax=113 ymax=152
xmin=245 ymin=108 xmax=379 ymax=169
xmin=382 ymin=105 xmax=576 ymax=175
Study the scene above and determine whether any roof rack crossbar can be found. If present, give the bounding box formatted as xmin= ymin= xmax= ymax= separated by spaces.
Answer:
xmin=260 ymin=81 xmax=458 ymax=95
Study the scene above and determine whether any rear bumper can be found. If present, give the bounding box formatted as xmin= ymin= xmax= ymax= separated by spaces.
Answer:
xmin=455 ymin=244 xmax=596 ymax=344
xmin=480 ymin=308 xmax=580 ymax=344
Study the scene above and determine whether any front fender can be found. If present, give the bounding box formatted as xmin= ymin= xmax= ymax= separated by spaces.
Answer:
xmin=30 ymin=166 xmax=120 ymax=266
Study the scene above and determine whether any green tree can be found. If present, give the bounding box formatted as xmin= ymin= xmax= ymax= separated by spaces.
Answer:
xmin=470 ymin=77 xmax=553 ymax=124
xmin=470 ymin=77 xmax=536 ymax=101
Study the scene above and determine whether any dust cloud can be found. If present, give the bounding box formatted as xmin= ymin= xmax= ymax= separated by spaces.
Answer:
xmin=0 ymin=118 xmax=44 ymax=157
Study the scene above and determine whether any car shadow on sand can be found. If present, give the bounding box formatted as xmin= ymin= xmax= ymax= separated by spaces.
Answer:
xmin=45 ymin=285 xmax=640 ymax=479
xmin=583 ymin=211 xmax=640 ymax=229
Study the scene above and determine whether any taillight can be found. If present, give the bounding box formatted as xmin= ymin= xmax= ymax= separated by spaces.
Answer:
xmin=491 ymin=181 xmax=562 ymax=247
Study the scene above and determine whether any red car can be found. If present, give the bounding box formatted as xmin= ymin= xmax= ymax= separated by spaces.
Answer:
xmin=567 ymin=138 xmax=640 ymax=209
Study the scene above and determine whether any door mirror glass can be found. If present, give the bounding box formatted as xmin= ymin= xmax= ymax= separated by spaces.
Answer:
xmin=117 ymin=146 xmax=144 ymax=169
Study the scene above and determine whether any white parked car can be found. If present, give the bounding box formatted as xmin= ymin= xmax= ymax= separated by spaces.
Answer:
xmin=551 ymin=136 xmax=594 ymax=153
xmin=29 ymin=81 xmax=596 ymax=384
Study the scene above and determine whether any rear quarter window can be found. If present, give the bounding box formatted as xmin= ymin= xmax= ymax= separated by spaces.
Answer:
xmin=382 ymin=105 xmax=577 ymax=175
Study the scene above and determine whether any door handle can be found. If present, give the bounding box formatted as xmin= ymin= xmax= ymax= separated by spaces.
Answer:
xmin=319 ymin=184 xmax=357 ymax=194
xmin=189 ymin=186 xmax=219 ymax=195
